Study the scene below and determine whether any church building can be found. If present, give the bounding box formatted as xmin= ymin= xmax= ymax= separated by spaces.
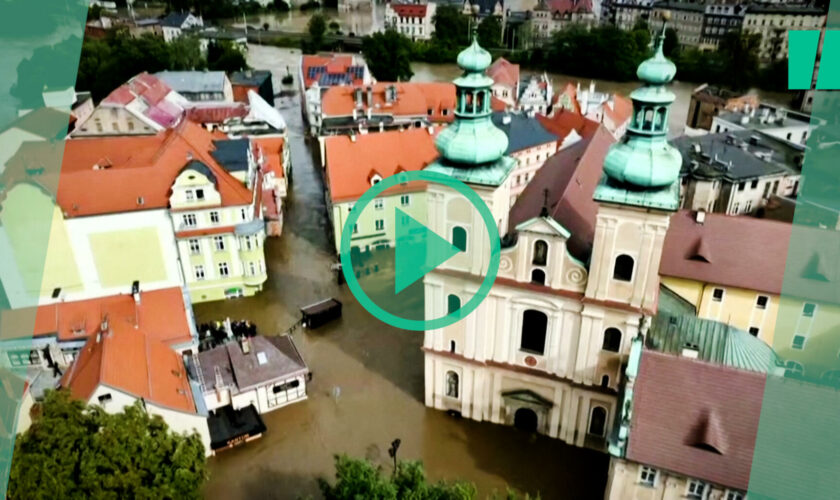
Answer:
xmin=422 ymin=29 xmax=682 ymax=450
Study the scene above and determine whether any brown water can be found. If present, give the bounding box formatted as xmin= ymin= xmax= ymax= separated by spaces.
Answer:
xmin=197 ymin=44 xmax=609 ymax=499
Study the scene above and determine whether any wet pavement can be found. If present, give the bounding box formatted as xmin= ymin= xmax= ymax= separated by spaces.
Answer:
xmin=196 ymin=55 xmax=609 ymax=499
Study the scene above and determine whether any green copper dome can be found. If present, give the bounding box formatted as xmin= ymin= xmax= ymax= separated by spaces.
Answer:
xmin=596 ymin=24 xmax=682 ymax=206
xmin=457 ymin=38 xmax=492 ymax=73
xmin=433 ymin=34 xmax=508 ymax=167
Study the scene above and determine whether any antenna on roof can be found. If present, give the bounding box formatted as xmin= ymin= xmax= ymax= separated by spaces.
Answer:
xmin=540 ymin=188 xmax=550 ymax=217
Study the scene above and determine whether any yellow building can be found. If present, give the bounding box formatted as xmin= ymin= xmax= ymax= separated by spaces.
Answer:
xmin=660 ymin=210 xmax=840 ymax=382
xmin=323 ymin=127 xmax=440 ymax=254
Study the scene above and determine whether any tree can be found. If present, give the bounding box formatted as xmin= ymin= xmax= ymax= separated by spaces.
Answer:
xmin=9 ymin=390 xmax=207 ymax=499
xmin=477 ymin=15 xmax=502 ymax=49
xmin=717 ymin=31 xmax=761 ymax=91
xmin=207 ymin=40 xmax=248 ymax=73
xmin=433 ymin=5 xmax=469 ymax=48
xmin=307 ymin=12 xmax=328 ymax=52
xmin=663 ymin=27 xmax=679 ymax=57
xmin=362 ymin=30 xmax=415 ymax=82
xmin=169 ymin=36 xmax=206 ymax=70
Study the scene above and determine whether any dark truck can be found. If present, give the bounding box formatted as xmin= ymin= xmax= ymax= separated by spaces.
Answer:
xmin=300 ymin=298 xmax=342 ymax=329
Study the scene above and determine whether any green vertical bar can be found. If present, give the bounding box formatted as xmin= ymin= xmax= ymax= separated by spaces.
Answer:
xmin=0 ymin=0 xmax=88 ymax=494
xmin=815 ymin=30 xmax=840 ymax=90
xmin=788 ymin=30 xmax=820 ymax=90
xmin=748 ymin=4 xmax=840 ymax=499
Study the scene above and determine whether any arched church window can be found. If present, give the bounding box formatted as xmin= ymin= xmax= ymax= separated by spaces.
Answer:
xmin=520 ymin=309 xmax=548 ymax=354
xmin=602 ymin=328 xmax=622 ymax=352
xmin=452 ymin=226 xmax=467 ymax=252
xmin=655 ymin=107 xmax=666 ymax=131
xmin=445 ymin=371 xmax=459 ymax=398
xmin=476 ymin=91 xmax=485 ymax=113
xmin=643 ymin=108 xmax=654 ymax=130
xmin=447 ymin=294 xmax=461 ymax=314
xmin=588 ymin=406 xmax=607 ymax=436
xmin=465 ymin=92 xmax=474 ymax=114
xmin=532 ymin=240 xmax=548 ymax=266
xmin=613 ymin=254 xmax=634 ymax=282
xmin=531 ymin=269 xmax=546 ymax=285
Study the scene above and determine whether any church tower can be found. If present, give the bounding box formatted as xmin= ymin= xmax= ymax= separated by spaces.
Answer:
xmin=584 ymin=26 xmax=682 ymax=312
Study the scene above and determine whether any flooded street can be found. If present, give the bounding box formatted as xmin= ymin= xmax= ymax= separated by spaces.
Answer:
xmin=196 ymin=44 xmax=608 ymax=499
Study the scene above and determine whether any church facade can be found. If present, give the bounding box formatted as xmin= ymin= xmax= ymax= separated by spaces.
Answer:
xmin=422 ymin=29 xmax=683 ymax=450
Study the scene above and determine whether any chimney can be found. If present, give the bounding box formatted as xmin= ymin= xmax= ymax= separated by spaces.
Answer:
xmin=366 ymin=85 xmax=373 ymax=106
xmin=589 ymin=80 xmax=595 ymax=95
xmin=695 ymin=210 xmax=706 ymax=224
xmin=354 ymin=87 xmax=363 ymax=108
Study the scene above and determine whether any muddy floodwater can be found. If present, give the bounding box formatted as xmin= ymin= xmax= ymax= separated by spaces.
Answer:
xmin=196 ymin=45 xmax=610 ymax=499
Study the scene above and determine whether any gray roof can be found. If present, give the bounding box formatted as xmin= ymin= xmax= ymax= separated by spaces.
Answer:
xmin=647 ymin=313 xmax=783 ymax=374
xmin=160 ymin=12 xmax=192 ymax=28
xmin=746 ymin=4 xmax=825 ymax=15
xmin=671 ymin=130 xmax=802 ymax=182
xmin=654 ymin=1 xmax=704 ymax=12
xmin=211 ymin=138 xmax=250 ymax=172
xmin=230 ymin=70 xmax=272 ymax=87
xmin=491 ymin=111 xmax=558 ymax=155
xmin=717 ymin=104 xmax=812 ymax=131
xmin=180 ymin=160 xmax=217 ymax=186
xmin=197 ymin=335 xmax=308 ymax=394
xmin=156 ymin=70 xmax=227 ymax=94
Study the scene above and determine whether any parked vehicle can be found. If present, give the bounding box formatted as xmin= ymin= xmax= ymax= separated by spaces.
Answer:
xmin=300 ymin=298 xmax=342 ymax=328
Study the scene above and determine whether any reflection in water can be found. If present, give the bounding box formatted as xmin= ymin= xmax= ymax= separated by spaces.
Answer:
xmin=198 ymin=45 xmax=609 ymax=500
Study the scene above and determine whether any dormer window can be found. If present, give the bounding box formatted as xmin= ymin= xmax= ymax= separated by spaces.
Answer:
xmin=371 ymin=173 xmax=383 ymax=185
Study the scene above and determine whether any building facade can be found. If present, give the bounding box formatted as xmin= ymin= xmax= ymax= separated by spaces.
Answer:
xmin=742 ymin=3 xmax=825 ymax=63
xmin=650 ymin=1 xmax=704 ymax=48
xmin=685 ymin=84 xmax=759 ymax=131
xmin=299 ymin=54 xmax=371 ymax=136
xmin=385 ymin=1 xmax=437 ymax=40
xmin=160 ymin=11 xmax=204 ymax=42
xmin=423 ymin=30 xmax=682 ymax=450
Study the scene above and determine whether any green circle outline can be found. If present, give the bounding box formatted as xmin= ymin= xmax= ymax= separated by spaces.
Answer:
xmin=339 ymin=170 xmax=501 ymax=331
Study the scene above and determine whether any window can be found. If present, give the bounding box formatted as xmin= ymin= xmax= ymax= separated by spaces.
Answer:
xmin=520 ymin=309 xmax=548 ymax=354
xmin=756 ymin=295 xmax=768 ymax=309
xmin=400 ymin=194 xmax=410 ymax=206
xmin=188 ymin=239 xmax=200 ymax=254
xmin=240 ymin=208 xmax=247 ymax=220
xmin=588 ymin=406 xmax=607 ymax=436
xmin=7 ymin=349 xmax=39 ymax=367
xmin=210 ymin=211 xmax=220 ymax=224
xmin=194 ymin=265 xmax=205 ymax=281
xmin=353 ymin=223 xmax=359 ymax=234
xmin=686 ymin=480 xmax=707 ymax=499
xmin=613 ymin=254 xmax=634 ymax=281
xmin=183 ymin=214 xmax=197 ymax=228
xmin=802 ymin=302 xmax=816 ymax=317
xmin=218 ymin=262 xmax=229 ymax=277
xmin=195 ymin=188 xmax=204 ymax=200
xmin=733 ymin=202 xmax=740 ymax=214
xmin=532 ymin=240 xmax=548 ymax=266
xmin=98 ymin=393 xmax=113 ymax=404
xmin=600 ymin=375 xmax=610 ymax=388
xmin=712 ymin=288 xmax=725 ymax=301
xmin=186 ymin=190 xmax=195 ymax=201
xmin=273 ymin=379 xmax=300 ymax=393
xmin=602 ymin=328 xmax=622 ymax=352
xmin=725 ymin=490 xmax=745 ymax=500
xmin=749 ymin=327 xmax=760 ymax=336
xmin=751 ymin=179 xmax=759 ymax=189
xmin=639 ymin=466 xmax=657 ymax=487
xmin=447 ymin=294 xmax=460 ymax=314
xmin=738 ymin=182 xmax=746 ymax=191
xmin=445 ymin=371 xmax=459 ymax=398
xmin=450 ymin=340 xmax=456 ymax=353
xmin=375 ymin=219 xmax=385 ymax=231
xmin=249 ymin=262 xmax=256 ymax=276
xmin=244 ymin=236 xmax=252 ymax=251
xmin=127 ymin=121 xmax=135 ymax=131
xmin=452 ymin=226 xmax=467 ymax=252
xmin=531 ymin=269 xmax=546 ymax=285
xmin=214 ymin=236 xmax=225 ymax=251
xmin=792 ymin=335 xmax=806 ymax=350
xmin=374 ymin=198 xmax=384 ymax=210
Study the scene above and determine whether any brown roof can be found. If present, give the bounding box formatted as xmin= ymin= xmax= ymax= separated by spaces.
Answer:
xmin=627 ymin=350 xmax=766 ymax=490
xmin=509 ymin=125 xmax=615 ymax=261
xmin=487 ymin=58 xmax=520 ymax=89
xmin=537 ymin=109 xmax=600 ymax=141
xmin=660 ymin=211 xmax=792 ymax=295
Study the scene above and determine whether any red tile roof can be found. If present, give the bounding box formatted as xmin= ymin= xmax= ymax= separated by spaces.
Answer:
xmin=321 ymin=82 xmax=455 ymax=124
xmin=254 ymin=137 xmax=286 ymax=179
xmin=6 ymin=120 xmax=253 ymax=217
xmin=537 ymin=109 xmax=599 ymax=140
xmin=509 ymin=125 xmax=615 ymax=261
xmin=392 ymin=4 xmax=427 ymax=17
xmin=627 ymin=350 xmax=765 ymax=491
xmin=301 ymin=54 xmax=363 ymax=89
xmin=546 ymin=0 xmax=593 ymax=14
xmin=324 ymin=127 xmax=440 ymax=202
xmin=491 ymin=95 xmax=508 ymax=112
xmin=18 ymin=288 xmax=193 ymax=344
xmin=487 ymin=58 xmax=520 ymax=89
xmin=185 ymin=104 xmax=249 ymax=124
xmin=602 ymin=94 xmax=633 ymax=128
xmin=660 ymin=211 xmax=791 ymax=295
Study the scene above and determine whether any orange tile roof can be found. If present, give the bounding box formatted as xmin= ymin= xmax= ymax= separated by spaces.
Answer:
xmin=324 ymin=127 xmax=440 ymax=202
xmin=418 ymin=83 xmax=456 ymax=123
xmin=254 ymin=137 xmax=285 ymax=179
xmin=16 ymin=288 xmax=193 ymax=345
xmin=487 ymin=58 xmax=520 ymax=89
xmin=537 ymin=109 xmax=600 ymax=140
xmin=5 ymin=120 xmax=253 ymax=217
xmin=602 ymin=94 xmax=633 ymax=126
xmin=322 ymin=82 xmax=455 ymax=123
xmin=60 ymin=319 xmax=196 ymax=414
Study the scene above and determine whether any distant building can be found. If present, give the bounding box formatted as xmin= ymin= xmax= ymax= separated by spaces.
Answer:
xmin=385 ymin=1 xmax=437 ymax=40
xmin=650 ymin=1 xmax=705 ymax=48
xmin=299 ymin=54 xmax=372 ymax=136
xmin=462 ymin=0 xmax=505 ymax=18
xmin=553 ymin=82 xmax=633 ymax=138
xmin=699 ymin=3 xmax=746 ymax=51
xmin=606 ymin=346 xmax=765 ymax=500
xmin=193 ymin=28 xmax=248 ymax=55
xmin=490 ymin=111 xmax=561 ymax=204
xmin=518 ymin=74 xmax=553 ymax=115
xmin=531 ymin=0 xmax=598 ymax=40
xmin=486 ymin=58 xmax=520 ymax=108
xmin=160 ymin=11 xmax=204 ymax=42
xmin=685 ymin=84 xmax=759 ymax=132
xmin=230 ymin=70 xmax=275 ymax=107
xmin=316 ymin=82 xmax=455 ymax=139
xmin=323 ymin=127 xmax=439 ymax=253
xmin=671 ymin=130 xmax=803 ymax=216
xmin=156 ymin=71 xmax=234 ymax=104
xmin=711 ymin=103 xmax=816 ymax=147
xmin=129 ymin=18 xmax=162 ymax=38
xmin=73 ymin=72 xmax=188 ymax=137
xmin=612 ymin=0 xmax=653 ymax=31
xmin=743 ymin=3 xmax=825 ymax=63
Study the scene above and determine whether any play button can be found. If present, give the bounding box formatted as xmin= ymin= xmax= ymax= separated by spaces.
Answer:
xmin=394 ymin=208 xmax=461 ymax=294
xmin=339 ymin=170 xmax=500 ymax=331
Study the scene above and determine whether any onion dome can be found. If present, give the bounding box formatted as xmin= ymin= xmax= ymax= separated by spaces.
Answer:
xmin=457 ymin=37 xmax=492 ymax=73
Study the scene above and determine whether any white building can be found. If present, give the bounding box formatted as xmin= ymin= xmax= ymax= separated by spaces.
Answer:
xmin=160 ymin=11 xmax=204 ymax=42
xmin=742 ymin=3 xmax=825 ymax=63
xmin=385 ymin=1 xmax=437 ymax=40
xmin=710 ymin=103 xmax=817 ymax=147
xmin=518 ymin=74 xmax=553 ymax=115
